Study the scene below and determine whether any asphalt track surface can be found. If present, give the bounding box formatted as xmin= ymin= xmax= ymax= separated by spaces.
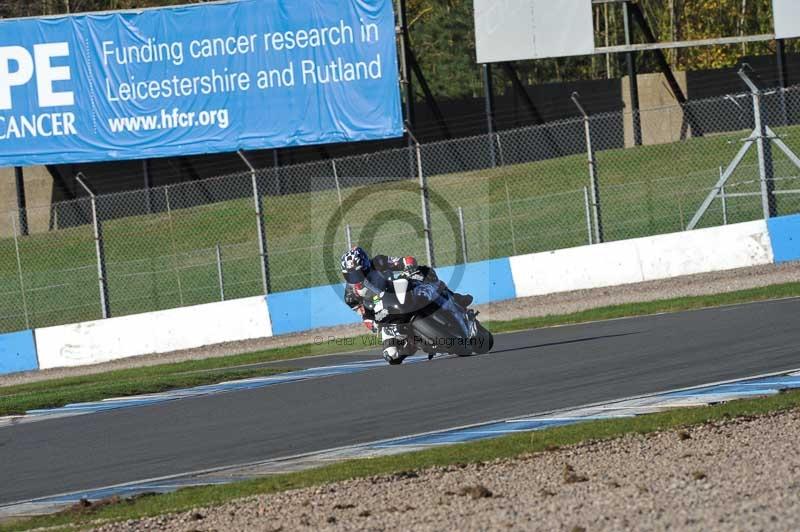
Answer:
xmin=2 ymin=297 xmax=800 ymax=505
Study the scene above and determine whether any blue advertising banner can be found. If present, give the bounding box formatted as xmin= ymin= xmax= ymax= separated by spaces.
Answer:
xmin=0 ymin=0 xmax=402 ymax=166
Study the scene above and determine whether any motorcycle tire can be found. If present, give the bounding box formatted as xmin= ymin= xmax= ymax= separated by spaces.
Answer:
xmin=411 ymin=315 xmax=471 ymax=356
xmin=472 ymin=323 xmax=494 ymax=354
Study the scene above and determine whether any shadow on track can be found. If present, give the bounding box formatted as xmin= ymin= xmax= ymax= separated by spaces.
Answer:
xmin=471 ymin=331 xmax=643 ymax=358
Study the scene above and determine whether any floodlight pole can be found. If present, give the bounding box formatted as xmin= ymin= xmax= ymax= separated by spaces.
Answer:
xmin=406 ymin=126 xmax=435 ymax=268
xmin=622 ymin=1 xmax=642 ymax=146
xmin=238 ymin=150 xmax=272 ymax=294
xmin=76 ymin=173 xmax=111 ymax=319
xmin=739 ymin=68 xmax=777 ymax=219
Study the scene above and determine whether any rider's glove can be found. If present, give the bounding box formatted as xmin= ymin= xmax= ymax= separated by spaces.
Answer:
xmin=363 ymin=319 xmax=376 ymax=332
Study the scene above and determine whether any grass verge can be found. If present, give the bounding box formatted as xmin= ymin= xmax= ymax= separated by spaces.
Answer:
xmin=3 ymin=280 xmax=799 ymax=416
xmin=485 ymin=280 xmax=800 ymax=334
xmin=0 ymin=365 xmax=292 ymax=417
xmin=5 ymin=388 xmax=800 ymax=531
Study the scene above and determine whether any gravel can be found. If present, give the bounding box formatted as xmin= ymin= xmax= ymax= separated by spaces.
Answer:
xmin=3 ymin=261 xmax=799 ymax=388
xmin=88 ymin=407 xmax=800 ymax=531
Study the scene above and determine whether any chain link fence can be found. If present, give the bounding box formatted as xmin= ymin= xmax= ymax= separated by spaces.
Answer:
xmin=3 ymin=77 xmax=800 ymax=333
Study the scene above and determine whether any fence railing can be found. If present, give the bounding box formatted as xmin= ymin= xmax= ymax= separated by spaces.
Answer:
xmin=3 ymin=75 xmax=800 ymax=334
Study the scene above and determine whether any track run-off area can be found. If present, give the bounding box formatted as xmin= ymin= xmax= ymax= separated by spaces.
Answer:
xmin=2 ymin=296 xmax=800 ymax=510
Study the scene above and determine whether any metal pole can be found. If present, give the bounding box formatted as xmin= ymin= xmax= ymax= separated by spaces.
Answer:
xmin=777 ymin=38 xmax=789 ymax=126
xmin=332 ymin=159 xmax=343 ymax=208
xmin=482 ymin=63 xmax=497 ymax=167
xmin=238 ymin=150 xmax=271 ymax=294
xmin=739 ymin=69 xmax=777 ymax=219
xmin=142 ymin=159 xmax=152 ymax=214
xmin=332 ymin=158 xmax=349 ymax=242
xmin=10 ymin=214 xmax=30 ymax=329
xmin=717 ymin=166 xmax=728 ymax=225
xmin=418 ymin=142 xmax=435 ymax=267
xmin=495 ymin=133 xmax=505 ymax=166
xmin=721 ymin=186 xmax=728 ymax=225
xmin=572 ymin=92 xmax=604 ymax=243
xmin=504 ymin=177 xmax=518 ymax=255
xmin=216 ymin=243 xmax=225 ymax=302
xmin=396 ymin=0 xmax=415 ymax=133
xmin=164 ymin=186 xmax=184 ymax=306
xmin=14 ymin=167 xmax=28 ymax=236
xmin=76 ymin=174 xmax=111 ymax=319
xmin=406 ymin=128 xmax=435 ymax=267
xmin=458 ymin=206 xmax=469 ymax=264
xmin=583 ymin=187 xmax=594 ymax=245
xmin=623 ymin=1 xmax=642 ymax=146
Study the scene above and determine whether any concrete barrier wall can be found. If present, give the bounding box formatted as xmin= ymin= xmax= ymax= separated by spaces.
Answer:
xmin=268 ymin=258 xmax=517 ymax=336
xmin=35 ymin=296 xmax=271 ymax=370
xmin=10 ymin=215 xmax=799 ymax=374
xmin=0 ymin=330 xmax=39 ymax=375
xmin=510 ymin=220 xmax=773 ymax=298
xmin=767 ymin=214 xmax=800 ymax=263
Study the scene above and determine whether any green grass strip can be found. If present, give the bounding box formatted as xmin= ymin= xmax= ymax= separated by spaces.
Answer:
xmin=3 ymin=280 xmax=799 ymax=417
xmin=5 ymin=388 xmax=800 ymax=531
xmin=0 ymin=366 xmax=295 ymax=417
xmin=486 ymin=281 xmax=800 ymax=334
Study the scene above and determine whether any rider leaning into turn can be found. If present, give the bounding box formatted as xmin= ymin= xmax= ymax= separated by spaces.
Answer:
xmin=340 ymin=246 xmax=473 ymax=363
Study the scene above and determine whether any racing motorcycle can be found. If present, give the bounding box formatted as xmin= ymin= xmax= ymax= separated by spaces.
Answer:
xmin=364 ymin=272 xmax=494 ymax=364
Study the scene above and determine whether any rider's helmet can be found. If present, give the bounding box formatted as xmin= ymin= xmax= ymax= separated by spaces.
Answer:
xmin=340 ymin=246 xmax=372 ymax=284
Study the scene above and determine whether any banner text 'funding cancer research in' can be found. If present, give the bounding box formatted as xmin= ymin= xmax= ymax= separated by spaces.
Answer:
xmin=0 ymin=0 xmax=403 ymax=166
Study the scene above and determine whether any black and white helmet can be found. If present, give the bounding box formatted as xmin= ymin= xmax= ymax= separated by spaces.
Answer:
xmin=340 ymin=246 xmax=372 ymax=284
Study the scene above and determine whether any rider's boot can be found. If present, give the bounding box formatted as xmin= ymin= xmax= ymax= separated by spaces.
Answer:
xmin=452 ymin=292 xmax=473 ymax=308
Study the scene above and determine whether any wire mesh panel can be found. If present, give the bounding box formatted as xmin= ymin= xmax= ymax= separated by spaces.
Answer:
xmin=93 ymin=173 xmax=264 ymax=318
xmin=0 ymin=199 xmax=100 ymax=330
xmin=3 ymin=84 xmax=800 ymax=334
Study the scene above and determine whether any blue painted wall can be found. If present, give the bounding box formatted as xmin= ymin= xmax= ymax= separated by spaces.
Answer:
xmin=437 ymin=258 xmax=516 ymax=305
xmin=0 ymin=330 xmax=39 ymax=375
xmin=268 ymin=284 xmax=362 ymax=336
xmin=767 ymin=214 xmax=800 ymax=263
xmin=267 ymin=257 xmax=517 ymax=336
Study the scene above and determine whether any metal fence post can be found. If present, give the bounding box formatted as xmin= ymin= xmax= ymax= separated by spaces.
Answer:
xmin=482 ymin=63 xmax=497 ymax=168
xmin=457 ymin=206 xmax=469 ymax=264
xmin=164 ymin=185 xmax=185 ymax=306
xmin=332 ymin=159 xmax=344 ymax=208
xmin=238 ymin=150 xmax=271 ymax=294
xmin=216 ymin=243 xmax=225 ymax=301
xmin=406 ymin=128 xmax=435 ymax=267
xmin=495 ymin=133 xmax=505 ymax=166
xmin=721 ymin=186 xmax=728 ymax=225
xmin=14 ymin=167 xmax=28 ymax=236
xmin=345 ymin=223 xmax=353 ymax=249
xmin=739 ymin=68 xmax=777 ymax=219
xmin=10 ymin=213 xmax=30 ymax=329
xmin=583 ymin=187 xmax=593 ymax=245
xmin=75 ymin=173 xmax=111 ymax=319
xmin=572 ymin=92 xmax=604 ymax=243
xmin=718 ymin=166 xmax=729 ymax=226
xmin=504 ymin=177 xmax=518 ymax=256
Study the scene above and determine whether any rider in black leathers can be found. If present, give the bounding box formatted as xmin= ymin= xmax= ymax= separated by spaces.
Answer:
xmin=340 ymin=247 xmax=472 ymax=363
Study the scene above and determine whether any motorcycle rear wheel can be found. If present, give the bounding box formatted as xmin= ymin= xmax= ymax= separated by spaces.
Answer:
xmin=472 ymin=323 xmax=494 ymax=354
xmin=411 ymin=316 xmax=471 ymax=356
